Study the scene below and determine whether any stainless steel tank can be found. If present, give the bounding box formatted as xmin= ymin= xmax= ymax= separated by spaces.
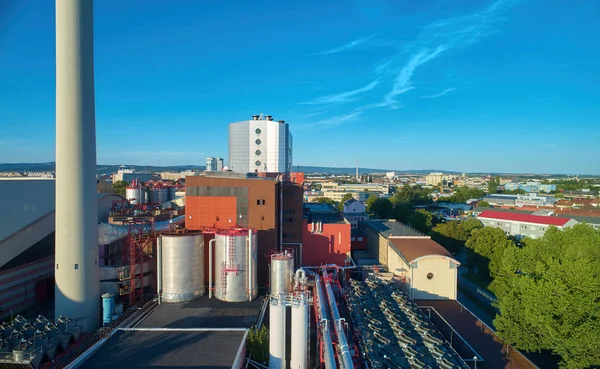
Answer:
xmin=214 ymin=229 xmax=258 ymax=302
xmin=160 ymin=233 xmax=204 ymax=302
xmin=125 ymin=187 xmax=145 ymax=204
xmin=270 ymin=252 xmax=294 ymax=296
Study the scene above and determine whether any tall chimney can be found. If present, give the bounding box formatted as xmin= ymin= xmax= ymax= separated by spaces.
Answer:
xmin=55 ymin=0 xmax=100 ymax=331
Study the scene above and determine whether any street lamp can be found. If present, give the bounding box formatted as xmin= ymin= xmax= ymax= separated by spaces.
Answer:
xmin=473 ymin=356 xmax=478 ymax=369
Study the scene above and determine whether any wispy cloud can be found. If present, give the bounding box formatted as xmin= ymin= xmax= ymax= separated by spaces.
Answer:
xmin=315 ymin=34 xmax=378 ymax=55
xmin=421 ymin=87 xmax=458 ymax=99
xmin=296 ymin=112 xmax=363 ymax=130
xmin=299 ymin=79 xmax=380 ymax=105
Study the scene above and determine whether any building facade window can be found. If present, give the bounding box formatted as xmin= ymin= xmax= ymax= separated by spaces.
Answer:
xmin=255 ymin=128 xmax=261 ymax=134
xmin=256 ymin=199 xmax=265 ymax=205
xmin=427 ymin=272 xmax=434 ymax=280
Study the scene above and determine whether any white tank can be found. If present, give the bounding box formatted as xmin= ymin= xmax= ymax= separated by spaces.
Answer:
xmin=290 ymin=292 xmax=309 ymax=369
xmin=214 ymin=229 xmax=258 ymax=302
xmin=160 ymin=233 xmax=204 ymax=302
xmin=125 ymin=187 xmax=146 ymax=205
xmin=270 ymin=253 xmax=294 ymax=296
xmin=269 ymin=296 xmax=286 ymax=369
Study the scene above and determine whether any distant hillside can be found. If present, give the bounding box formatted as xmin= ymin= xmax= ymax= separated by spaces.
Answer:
xmin=296 ymin=166 xmax=461 ymax=175
xmin=0 ymin=162 xmax=206 ymax=174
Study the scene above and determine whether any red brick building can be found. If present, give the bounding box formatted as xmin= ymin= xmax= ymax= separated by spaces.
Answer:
xmin=302 ymin=220 xmax=351 ymax=266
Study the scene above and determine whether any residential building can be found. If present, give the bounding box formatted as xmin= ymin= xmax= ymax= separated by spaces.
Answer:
xmin=228 ymin=114 xmax=292 ymax=174
xmin=482 ymin=194 xmax=518 ymax=206
xmin=386 ymin=172 xmax=396 ymax=179
xmin=504 ymin=181 xmax=557 ymax=193
xmin=471 ymin=206 xmax=600 ymax=231
xmin=205 ymin=157 xmax=224 ymax=172
xmin=425 ymin=172 xmax=445 ymax=186
xmin=476 ymin=210 xmax=578 ymax=239
xmin=361 ymin=219 xmax=459 ymax=300
xmin=342 ymin=198 xmax=368 ymax=228
xmin=322 ymin=190 xmax=370 ymax=202
xmin=185 ymin=171 xmax=304 ymax=285
xmin=321 ymin=182 xmax=391 ymax=195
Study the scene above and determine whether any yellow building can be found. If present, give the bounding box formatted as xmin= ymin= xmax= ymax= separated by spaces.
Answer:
xmin=362 ymin=219 xmax=459 ymax=300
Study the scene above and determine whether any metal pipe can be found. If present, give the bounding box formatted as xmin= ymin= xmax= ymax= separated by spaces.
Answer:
xmin=209 ymin=239 xmax=216 ymax=299
xmin=304 ymin=269 xmax=336 ymax=369
xmin=279 ymin=182 xmax=283 ymax=251
xmin=322 ymin=270 xmax=355 ymax=369
xmin=248 ymin=229 xmax=253 ymax=302
xmin=157 ymin=236 xmax=162 ymax=304
xmin=294 ymin=268 xmax=306 ymax=291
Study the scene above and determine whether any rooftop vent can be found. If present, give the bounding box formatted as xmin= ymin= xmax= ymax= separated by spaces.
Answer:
xmin=252 ymin=115 xmax=259 ymax=120
xmin=265 ymin=115 xmax=273 ymax=121
xmin=278 ymin=120 xmax=285 ymax=124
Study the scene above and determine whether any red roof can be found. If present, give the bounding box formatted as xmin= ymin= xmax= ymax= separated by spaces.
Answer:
xmin=478 ymin=210 xmax=571 ymax=226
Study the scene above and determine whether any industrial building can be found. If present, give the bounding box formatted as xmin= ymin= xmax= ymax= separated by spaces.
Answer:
xmin=360 ymin=219 xmax=460 ymax=300
xmin=111 ymin=168 xmax=154 ymax=183
xmin=476 ymin=210 xmax=578 ymax=239
xmin=228 ymin=114 xmax=293 ymax=174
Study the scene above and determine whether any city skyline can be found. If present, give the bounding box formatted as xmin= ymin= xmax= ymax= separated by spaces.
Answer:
xmin=1 ymin=0 xmax=599 ymax=174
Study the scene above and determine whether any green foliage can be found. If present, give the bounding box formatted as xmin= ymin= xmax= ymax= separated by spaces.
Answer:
xmin=478 ymin=200 xmax=490 ymax=207
xmin=112 ymin=181 xmax=129 ymax=197
xmin=493 ymin=224 xmax=600 ymax=368
xmin=391 ymin=184 xmax=432 ymax=206
xmin=407 ymin=209 xmax=433 ymax=233
xmin=440 ymin=186 xmax=485 ymax=203
xmin=465 ymin=227 xmax=516 ymax=278
xmin=488 ymin=176 xmax=500 ymax=194
xmin=312 ymin=197 xmax=337 ymax=207
xmin=339 ymin=193 xmax=354 ymax=212
xmin=247 ymin=325 xmax=269 ymax=364
xmin=370 ymin=198 xmax=393 ymax=219
xmin=502 ymin=189 xmax=527 ymax=195
xmin=430 ymin=218 xmax=483 ymax=254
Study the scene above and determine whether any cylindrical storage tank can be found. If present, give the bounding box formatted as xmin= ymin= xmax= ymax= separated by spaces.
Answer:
xmin=270 ymin=253 xmax=294 ymax=296
xmin=269 ymin=297 xmax=286 ymax=369
xmin=290 ymin=292 xmax=309 ymax=369
xmin=101 ymin=293 xmax=115 ymax=325
xmin=148 ymin=189 xmax=159 ymax=204
xmin=157 ymin=187 xmax=169 ymax=203
xmin=214 ymin=229 xmax=257 ymax=302
xmin=160 ymin=233 xmax=205 ymax=302
xmin=168 ymin=187 xmax=177 ymax=201
xmin=126 ymin=187 xmax=142 ymax=205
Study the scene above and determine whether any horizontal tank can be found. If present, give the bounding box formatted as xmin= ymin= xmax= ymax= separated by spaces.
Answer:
xmin=270 ymin=252 xmax=294 ymax=296
xmin=160 ymin=233 xmax=204 ymax=302
xmin=214 ymin=228 xmax=257 ymax=302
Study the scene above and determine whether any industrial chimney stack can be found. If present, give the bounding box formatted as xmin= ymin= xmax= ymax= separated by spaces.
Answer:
xmin=55 ymin=0 xmax=100 ymax=331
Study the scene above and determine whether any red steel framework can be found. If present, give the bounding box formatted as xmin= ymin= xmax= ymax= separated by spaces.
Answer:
xmin=119 ymin=218 xmax=156 ymax=306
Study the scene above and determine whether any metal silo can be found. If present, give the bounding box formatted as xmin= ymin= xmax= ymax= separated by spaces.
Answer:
xmin=269 ymin=295 xmax=286 ymax=369
xmin=125 ymin=186 xmax=146 ymax=205
xmin=147 ymin=188 xmax=158 ymax=204
xmin=290 ymin=292 xmax=309 ymax=369
xmin=168 ymin=187 xmax=177 ymax=200
xmin=270 ymin=252 xmax=294 ymax=296
xmin=159 ymin=233 xmax=204 ymax=302
xmin=213 ymin=229 xmax=257 ymax=302
xmin=157 ymin=187 xmax=169 ymax=203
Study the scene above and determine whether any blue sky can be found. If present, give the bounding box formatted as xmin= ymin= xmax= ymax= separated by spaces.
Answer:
xmin=1 ymin=0 xmax=599 ymax=174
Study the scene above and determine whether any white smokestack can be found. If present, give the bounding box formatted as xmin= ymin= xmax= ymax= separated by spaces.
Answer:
xmin=55 ymin=0 xmax=100 ymax=331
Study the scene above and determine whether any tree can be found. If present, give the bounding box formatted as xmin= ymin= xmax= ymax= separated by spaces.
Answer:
xmin=390 ymin=203 xmax=411 ymax=224
xmin=112 ymin=181 xmax=129 ymax=197
xmin=441 ymin=186 xmax=485 ymax=203
xmin=407 ymin=209 xmax=433 ymax=233
xmin=488 ymin=176 xmax=500 ymax=194
xmin=391 ymin=184 xmax=432 ymax=206
xmin=493 ymin=224 xmax=600 ymax=368
xmin=465 ymin=226 xmax=516 ymax=277
xmin=430 ymin=217 xmax=483 ymax=254
xmin=365 ymin=194 xmax=379 ymax=214
xmin=339 ymin=193 xmax=354 ymax=212
xmin=370 ymin=198 xmax=393 ymax=219
xmin=312 ymin=197 xmax=337 ymax=207
xmin=247 ymin=325 xmax=269 ymax=364
xmin=478 ymin=200 xmax=491 ymax=207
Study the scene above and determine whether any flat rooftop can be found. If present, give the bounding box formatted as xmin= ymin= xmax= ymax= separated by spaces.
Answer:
xmin=82 ymin=294 xmax=266 ymax=369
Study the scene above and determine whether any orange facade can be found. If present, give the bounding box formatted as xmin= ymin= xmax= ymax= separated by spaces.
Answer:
xmin=302 ymin=220 xmax=351 ymax=266
xmin=186 ymin=196 xmax=237 ymax=229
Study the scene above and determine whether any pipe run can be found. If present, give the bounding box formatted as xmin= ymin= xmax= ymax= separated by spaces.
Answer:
xmin=209 ymin=238 xmax=216 ymax=298
xmin=322 ymin=270 xmax=355 ymax=369
xmin=303 ymin=269 xmax=336 ymax=369
xmin=157 ymin=236 xmax=163 ymax=304
xmin=294 ymin=268 xmax=306 ymax=291
xmin=248 ymin=229 xmax=253 ymax=302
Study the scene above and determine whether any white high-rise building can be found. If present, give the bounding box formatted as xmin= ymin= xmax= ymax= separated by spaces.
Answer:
xmin=228 ymin=114 xmax=293 ymax=173
xmin=205 ymin=157 xmax=224 ymax=171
